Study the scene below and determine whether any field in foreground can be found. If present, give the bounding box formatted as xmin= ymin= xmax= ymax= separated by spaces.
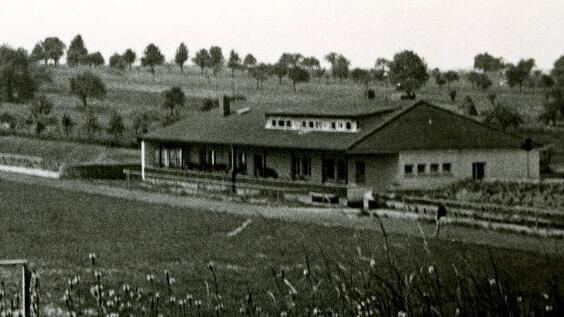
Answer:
xmin=0 ymin=179 xmax=563 ymax=315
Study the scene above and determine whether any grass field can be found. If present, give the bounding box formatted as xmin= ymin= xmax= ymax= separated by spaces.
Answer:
xmin=1 ymin=179 xmax=563 ymax=314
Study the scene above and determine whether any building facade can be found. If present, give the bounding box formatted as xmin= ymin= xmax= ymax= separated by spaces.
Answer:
xmin=137 ymin=99 xmax=539 ymax=204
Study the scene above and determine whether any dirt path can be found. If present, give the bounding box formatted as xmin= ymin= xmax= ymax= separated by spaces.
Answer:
xmin=1 ymin=171 xmax=563 ymax=255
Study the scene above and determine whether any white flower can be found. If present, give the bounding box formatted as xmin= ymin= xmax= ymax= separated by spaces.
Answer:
xmin=489 ymin=278 xmax=496 ymax=286
xmin=398 ymin=311 xmax=407 ymax=317
xmin=428 ymin=266 xmax=435 ymax=274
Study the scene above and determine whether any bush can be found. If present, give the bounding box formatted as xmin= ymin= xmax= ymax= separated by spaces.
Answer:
xmin=200 ymin=97 xmax=219 ymax=112
xmin=482 ymin=103 xmax=524 ymax=131
xmin=462 ymin=95 xmax=478 ymax=116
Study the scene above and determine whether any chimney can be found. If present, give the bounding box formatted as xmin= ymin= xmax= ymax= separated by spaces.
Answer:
xmin=221 ymin=95 xmax=231 ymax=116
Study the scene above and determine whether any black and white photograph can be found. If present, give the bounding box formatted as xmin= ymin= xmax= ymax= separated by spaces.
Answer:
xmin=0 ymin=0 xmax=563 ymax=315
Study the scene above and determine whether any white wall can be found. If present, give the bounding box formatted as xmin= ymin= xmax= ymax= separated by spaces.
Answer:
xmin=397 ymin=148 xmax=540 ymax=190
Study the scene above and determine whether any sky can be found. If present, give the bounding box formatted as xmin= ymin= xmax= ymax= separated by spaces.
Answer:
xmin=1 ymin=0 xmax=563 ymax=70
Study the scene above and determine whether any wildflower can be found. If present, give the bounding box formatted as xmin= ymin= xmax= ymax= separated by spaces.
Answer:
xmin=370 ymin=258 xmax=376 ymax=268
xmin=303 ymin=268 xmax=309 ymax=277
xmin=146 ymin=274 xmax=154 ymax=282
xmin=428 ymin=266 xmax=435 ymax=274
xmin=398 ymin=311 xmax=407 ymax=317
xmin=108 ymin=289 xmax=115 ymax=297
xmin=546 ymin=305 xmax=553 ymax=312
xmin=88 ymin=253 xmax=96 ymax=265
xmin=489 ymin=278 xmax=496 ymax=286
xmin=542 ymin=292 xmax=549 ymax=299
xmin=169 ymin=277 xmax=176 ymax=284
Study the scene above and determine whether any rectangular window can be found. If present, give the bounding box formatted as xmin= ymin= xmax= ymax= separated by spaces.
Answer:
xmin=442 ymin=163 xmax=452 ymax=174
xmin=309 ymin=121 xmax=314 ymax=128
xmin=315 ymin=121 xmax=322 ymax=128
xmin=322 ymin=158 xmax=335 ymax=181
xmin=331 ymin=122 xmax=336 ymax=129
xmin=404 ymin=164 xmax=414 ymax=176
xmin=272 ymin=120 xmax=276 ymax=127
xmin=286 ymin=120 xmax=292 ymax=127
xmin=302 ymin=121 xmax=306 ymax=127
xmin=472 ymin=162 xmax=485 ymax=180
xmin=430 ymin=163 xmax=439 ymax=174
xmin=293 ymin=156 xmax=312 ymax=180
xmin=346 ymin=122 xmax=352 ymax=130
xmin=278 ymin=120 xmax=284 ymax=127
xmin=417 ymin=164 xmax=426 ymax=175
xmin=302 ymin=157 xmax=311 ymax=177
xmin=355 ymin=161 xmax=366 ymax=184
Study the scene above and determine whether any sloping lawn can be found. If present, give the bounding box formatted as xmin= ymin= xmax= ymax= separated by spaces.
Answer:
xmin=0 ymin=179 xmax=563 ymax=314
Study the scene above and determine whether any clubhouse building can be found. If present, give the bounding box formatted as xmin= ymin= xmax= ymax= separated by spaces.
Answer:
xmin=137 ymin=97 xmax=540 ymax=204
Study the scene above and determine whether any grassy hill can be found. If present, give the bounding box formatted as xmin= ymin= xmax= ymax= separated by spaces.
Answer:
xmin=0 ymin=64 xmax=562 ymax=167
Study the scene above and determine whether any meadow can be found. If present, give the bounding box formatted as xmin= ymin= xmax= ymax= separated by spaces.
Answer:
xmin=0 ymin=179 xmax=563 ymax=315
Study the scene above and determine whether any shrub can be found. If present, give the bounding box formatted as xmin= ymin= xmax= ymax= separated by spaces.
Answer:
xmin=482 ymin=103 xmax=524 ymax=131
xmin=462 ymin=95 xmax=478 ymax=116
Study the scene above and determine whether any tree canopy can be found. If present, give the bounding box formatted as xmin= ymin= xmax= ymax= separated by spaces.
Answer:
xmin=109 ymin=53 xmax=126 ymax=71
xmin=0 ymin=45 xmax=38 ymax=102
xmin=227 ymin=50 xmax=242 ymax=74
xmin=209 ymin=46 xmax=224 ymax=76
xmin=192 ymin=49 xmax=211 ymax=75
xmin=66 ymin=34 xmax=88 ymax=67
xmin=69 ymin=72 xmax=106 ymax=107
xmin=288 ymin=66 xmax=310 ymax=92
xmin=505 ymin=59 xmax=535 ymax=92
xmin=388 ymin=50 xmax=429 ymax=93
xmin=243 ymin=54 xmax=257 ymax=70
xmin=482 ymin=103 xmax=523 ymax=131
xmin=162 ymin=86 xmax=185 ymax=115
xmin=42 ymin=37 xmax=66 ymax=66
xmin=474 ymin=52 xmax=504 ymax=74
xmin=550 ymin=55 xmax=564 ymax=87
xmin=175 ymin=43 xmax=189 ymax=73
xmin=123 ymin=49 xmax=136 ymax=70
xmin=141 ymin=44 xmax=165 ymax=80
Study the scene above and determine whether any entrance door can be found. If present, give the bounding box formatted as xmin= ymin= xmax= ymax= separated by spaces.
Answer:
xmin=472 ymin=162 xmax=485 ymax=180
xmin=254 ymin=153 xmax=264 ymax=177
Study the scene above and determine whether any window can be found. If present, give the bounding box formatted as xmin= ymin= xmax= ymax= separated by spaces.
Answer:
xmin=472 ymin=162 xmax=485 ymax=180
xmin=286 ymin=120 xmax=292 ymax=127
xmin=302 ymin=157 xmax=311 ymax=177
xmin=430 ymin=163 xmax=439 ymax=174
xmin=346 ymin=122 xmax=352 ymax=130
xmin=417 ymin=164 xmax=426 ymax=174
xmin=442 ymin=163 xmax=452 ymax=174
xmin=309 ymin=121 xmax=314 ymax=128
xmin=278 ymin=120 xmax=284 ymax=127
xmin=315 ymin=121 xmax=322 ymax=128
xmin=331 ymin=122 xmax=336 ymax=129
xmin=355 ymin=161 xmax=366 ymax=184
xmin=404 ymin=164 xmax=414 ymax=176
xmin=302 ymin=121 xmax=306 ymax=128
xmin=272 ymin=120 xmax=276 ymax=127
xmin=322 ymin=158 xmax=335 ymax=181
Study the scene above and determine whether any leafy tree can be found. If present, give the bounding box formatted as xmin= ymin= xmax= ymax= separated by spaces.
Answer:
xmin=242 ymin=54 xmax=257 ymax=71
xmin=388 ymin=50 xmax=429 ymax=93
xmin=551 ymin=56 xmax=564 ymax=87
xmin=288 ymin=66 xmax=310 ymax=92
xmin=42 ymin=37 xmax=66 ymax=66
xmin=505 ymin=59 xmax=535 ymax=92
xmin=107 ymin=112 xmax=125 ymax=142
xmin=432 ymin=68 xmax=446 ymax=88
xmin=333 ymin=55 xmax=350 ymax=82
xmin=175 ymin=43 xmax=189 ymax=73
xmin=83 ymin=112 xmax=100 ymax=139
xmin=227 ymin=50 xmax=242 ymax=95
xmin=162 ymin=86 xmax=185 ymax=116
xmin=273 ymin=61 xmax=288 ymax=83
xmin=541 ymin=74 xmax=555 ymax=91
xmin=109 ymin=53 xmax=126 ymax=71
xmin=482 ymin=103 xmax=523 ymax=131
xmin=61 ymin=113 xmax=74 ymax=137
xmin=132 ymin=112 xmax=151 ymax=135
xmin=462 ymin=95 xmax=478 ymax=116
xmin=83 ymin=52 xmax=104 ymax=68
xmin=325 ymin=52 xmax=338 ymax=78
xmin=250 ymin=63 xmax=269 ymax=88
xmin=123 ymin=49 xmax=136 ymax=70
xmin=141 ymin=44 xmax=165 ymax=80
xmin=29 ymin=94 xmax=53 ymax=134
xmin=0 ymin=46 xmax=38 ymax=102
xmin=313 ymin=68 xmax=326 ymax=82
xmin=302 ymin=56 xmax=320 ymax=73
xmin=449 ymin=89 xmax=457 ymax=103
xmin=192 ymin=49 xmax=211 ymax=75
xmin=474 ymin=52 xmax=504 ymax=74
xmin=539 ymin=99 xmax=561 ymax=126
xmin=471 ymin=73 xmax=493 ymax=90
xmin=31 ymin=43 xmax=46 ymax=64
xmin=444 ymin=71 xmax=459 ymax=89
xmin=66 ymin=34 xmax=88 ymax=67
xmin=69 ymin=72 xmax=106 ymax=107
xmin=209 ymin=46 xmax=224 ymax=76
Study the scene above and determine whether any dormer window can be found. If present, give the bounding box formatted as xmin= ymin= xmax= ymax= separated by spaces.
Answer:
xmin=309 ymin=121 xmax=314 ymax=128
xmin=331 ymin=122 xmax=336 ymax=129
xmin=346 ymin=122 xmax=352 ymax=130
xmin=266 ymin=116 xmax=358 ymax=133
xmin=286 ymin=120 xmax=291 ymax=127
xmin=272 ymin=120 xmax=276 ymax=127
xmin=302 ymin=121 xmax=306 ymax=128
xmin=278 ymin=120 xmax=284 ymax=127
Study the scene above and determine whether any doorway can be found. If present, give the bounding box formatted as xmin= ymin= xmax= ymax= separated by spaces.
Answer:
xmin=472 ymin=162 xmax=485 ymax=180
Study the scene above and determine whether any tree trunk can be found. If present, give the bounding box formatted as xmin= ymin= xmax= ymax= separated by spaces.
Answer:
xmin=293 ymin=81 xmax=296 ymax=92
xmin=151 ymin=66 xmax=155 ymax=81
xmin=180 ymin=64 xmax=184 ymax=73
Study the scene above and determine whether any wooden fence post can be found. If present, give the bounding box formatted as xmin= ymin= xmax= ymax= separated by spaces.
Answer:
xmin=22 ymin=264 xmax=31 ymax=317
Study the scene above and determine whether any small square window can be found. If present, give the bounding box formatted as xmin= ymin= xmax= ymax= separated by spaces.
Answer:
xmin=272 ymin=120 xmax=276 ymax=127
xmin=346 ymin=122 xmax=352 ymax=130
xmin=442 ymin=163 xmax=452 ymax=173
xmin=417 ymin=164 xmax=426 ymax=174
xmin=331 ymin=122 xmax=336 ymax=129
xmin=430 ymin=163 xmax=439 ymax=174
xmin=404 ymin=164 xmax=414 ymax=176
xmin=338 ymin=122 xmax=343 ymax=128
xmin=302 ymin=121 xmax=306 ymax=127
xmin=286 ymin=120 xmax=292 ymax=127
xmin=309 ymin=121 xmax=314 ymax=128
xmin=278 ymin=120 xmax=284 ymax=127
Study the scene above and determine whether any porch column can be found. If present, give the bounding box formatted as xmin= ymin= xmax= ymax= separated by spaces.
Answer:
xmin=141 ymin=140 xmax=145 ymax=181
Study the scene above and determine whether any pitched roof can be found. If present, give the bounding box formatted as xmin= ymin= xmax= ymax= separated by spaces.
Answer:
xmin=142 ymin=99 xmax=524 ymax=153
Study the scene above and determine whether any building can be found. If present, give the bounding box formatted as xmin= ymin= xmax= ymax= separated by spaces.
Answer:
xmin=136 ymin=98 xmax=539 ymax=204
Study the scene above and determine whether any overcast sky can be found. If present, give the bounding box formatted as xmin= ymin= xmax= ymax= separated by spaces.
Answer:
xmin=1 ymin=0 xmax=563 ymax=70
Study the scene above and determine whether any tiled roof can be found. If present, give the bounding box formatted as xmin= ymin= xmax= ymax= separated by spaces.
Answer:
xmin=142 ymin=99 xmax=524 ymax=153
